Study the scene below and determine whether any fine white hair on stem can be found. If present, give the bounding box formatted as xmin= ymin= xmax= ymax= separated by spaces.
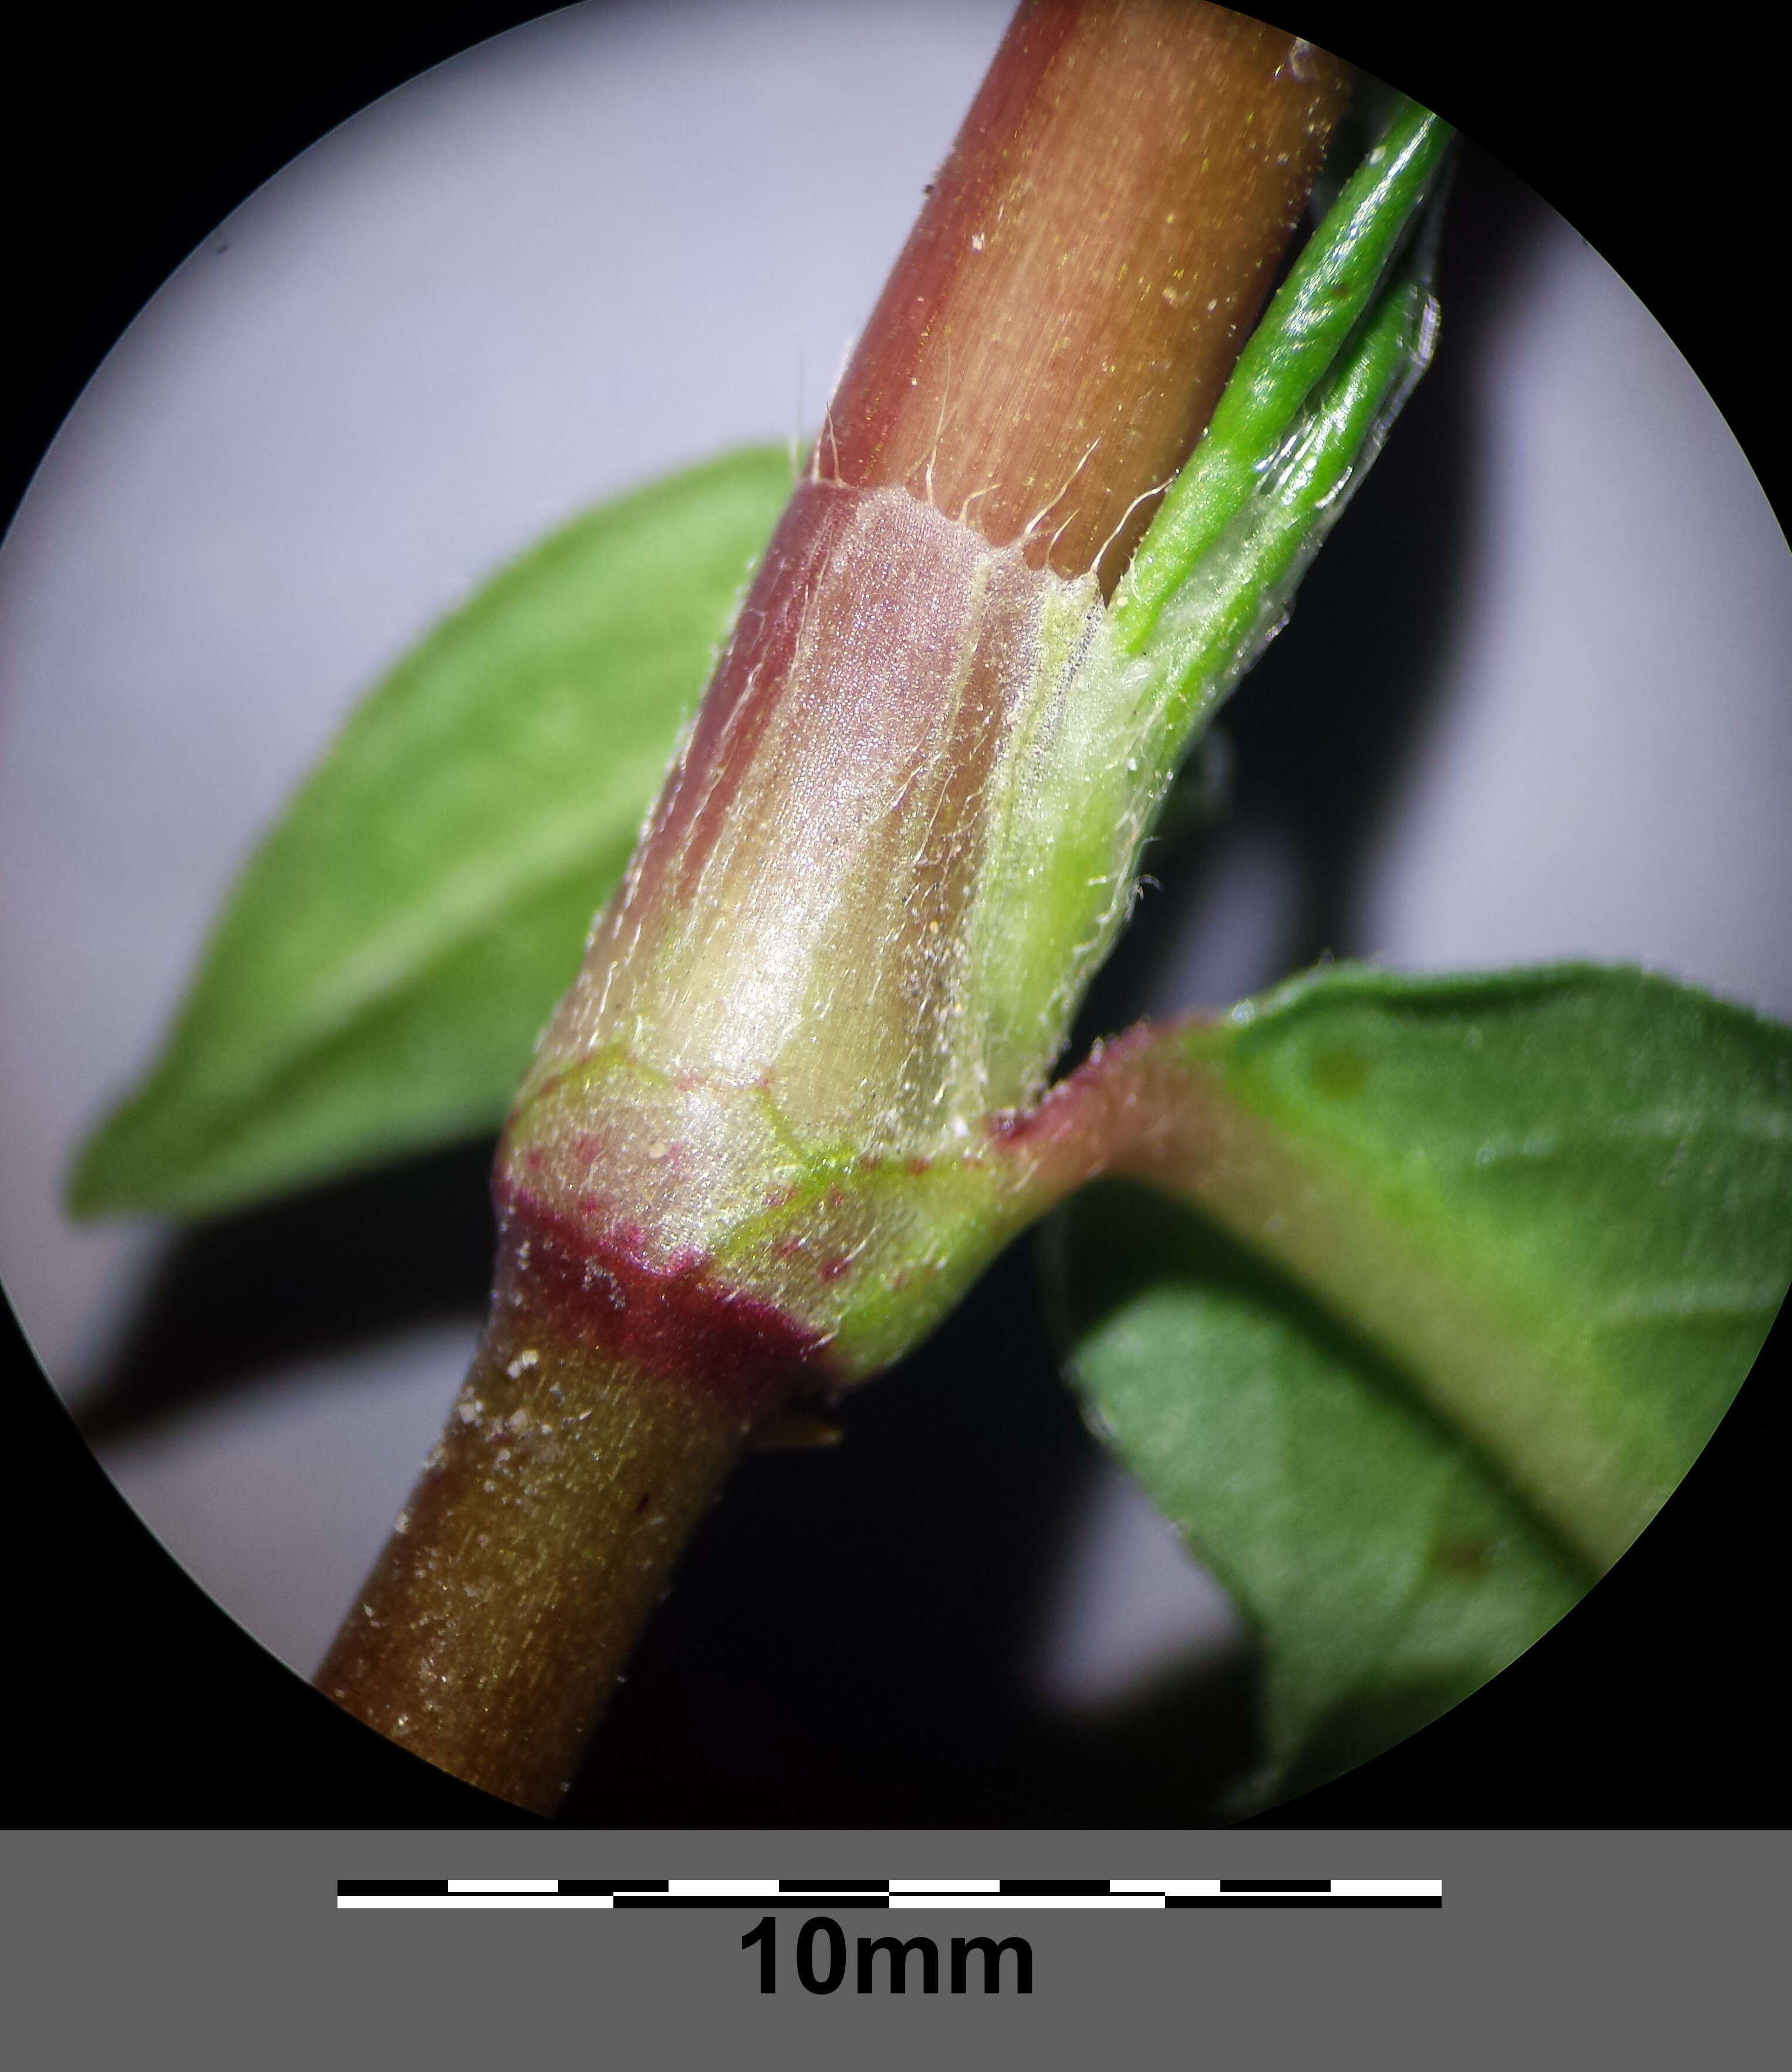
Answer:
xmin=789 ymin=347 xmax=805 ymax=484
xmin=1094 ymin=472 xmax=1177 ymax=582
xmin=1019 ymin=437 xmax=1102 ymax=549
xmin=923 ymin=340 xmax=957 ymax=511
xmin=809 ymin=399 xmax=843 ymax=487
xmin=809 ymin=332 xmax=859 ymax=486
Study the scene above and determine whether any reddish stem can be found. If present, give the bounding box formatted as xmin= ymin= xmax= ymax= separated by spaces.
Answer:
xmin=316 ymin=0 xmax=1351 ymax=1814
xmin=826 ymin=0 xmax=1349 ymax=584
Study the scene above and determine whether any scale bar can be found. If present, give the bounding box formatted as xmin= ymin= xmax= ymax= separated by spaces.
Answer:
xmin=338 ymin=1877 xmax=1440 ymax=1911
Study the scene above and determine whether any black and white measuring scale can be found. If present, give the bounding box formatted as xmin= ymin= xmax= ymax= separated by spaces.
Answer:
xmin=338 ymin=1876 xmax=1441 ymax=1909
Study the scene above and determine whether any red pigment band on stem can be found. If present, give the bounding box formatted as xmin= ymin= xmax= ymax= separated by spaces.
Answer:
xmin=493 ymin=1180 xmax=831 ymax=1418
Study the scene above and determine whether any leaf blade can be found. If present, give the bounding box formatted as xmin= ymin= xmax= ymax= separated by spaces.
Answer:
xmin=1052 ymin=1184 xmax=1589 ymax=1803
xmin=1180 ymin=964 xmax=1792 ymax=1563
xmin=69 ymin=445 xmax=792 ymax=1218
xmin=1051 ymin=964 xmax=1792 ymax=1798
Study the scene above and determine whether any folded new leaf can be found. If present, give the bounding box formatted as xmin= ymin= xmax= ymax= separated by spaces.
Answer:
xmin=1048 ymin=962 xmax=1792 ymax=1799
xmin=68 ymin=448 xmax=791 ymax=1218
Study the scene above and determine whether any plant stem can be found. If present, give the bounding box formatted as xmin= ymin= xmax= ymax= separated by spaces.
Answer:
xmin=314 ymin=1196 xmax=809 ymax=1813
xmin=315 ymin=1358 xmax=743 ymax=1816
xmin=316 ymin=0 xmax=1352 ymax=1812
xmin=827 ymin=0 xmax=1351 ymax=584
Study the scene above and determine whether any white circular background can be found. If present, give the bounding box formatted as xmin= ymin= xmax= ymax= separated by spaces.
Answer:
xmin=2 ymin=1 xmax=1788 ymax=1723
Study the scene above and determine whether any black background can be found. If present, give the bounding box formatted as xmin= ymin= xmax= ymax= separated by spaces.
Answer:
xmin=2 ymin=1 xmax=1786 ymax=1828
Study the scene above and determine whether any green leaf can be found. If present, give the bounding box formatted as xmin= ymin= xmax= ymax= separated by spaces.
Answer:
xmin=1049 ymin=964 xmax=1792 ymax=1801
xmin=69 ymin=446 xmax=793 ymax=1219
xmin=1112 ymin=94 xmax=1451 ymax=654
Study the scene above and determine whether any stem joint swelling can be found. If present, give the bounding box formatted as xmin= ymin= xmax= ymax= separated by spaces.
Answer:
xmin=319 ymin=10 xmax=1461 ymax=1809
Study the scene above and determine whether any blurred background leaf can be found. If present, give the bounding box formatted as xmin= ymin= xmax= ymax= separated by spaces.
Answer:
xmin=68 ymin=446 xmax=789 ymax=1219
